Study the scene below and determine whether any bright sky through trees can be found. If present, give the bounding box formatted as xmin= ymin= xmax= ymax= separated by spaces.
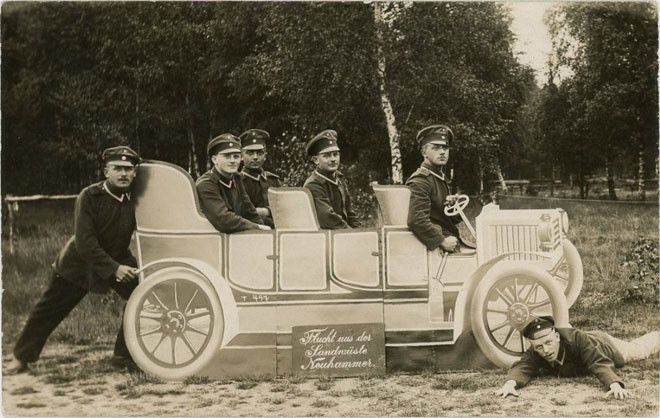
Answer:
xmin=507 ymin=1 xmax=557 ymax=84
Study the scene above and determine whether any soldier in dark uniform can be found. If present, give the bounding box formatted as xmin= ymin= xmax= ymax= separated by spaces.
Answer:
xmin=196 ymin=133 xmax=270 ymax=233
xmin=6 ymin=146 xmax=142 ymax=374
xmin=496 ymin=316 xmax=660 ymax=400
xmin=303 ymin=129 xmax=361 ymax=229
xmin=406 ymin=124 xmax=462 ymax=252
xmin=239 ymin=129 xmax=281 ymax=227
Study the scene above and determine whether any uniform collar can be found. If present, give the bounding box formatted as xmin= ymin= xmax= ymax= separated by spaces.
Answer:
xmin=241 ymin=167 xmax=264 ymax=181
xmin=213 ymin=168 xmax=233 ymax=188
xmin=422 ymin=161 xmax=446 ymax=181
xmin=103 ymin=181 xmax=131 ymax=202
xmin=315 ymin=170 xmax=339 ymax=186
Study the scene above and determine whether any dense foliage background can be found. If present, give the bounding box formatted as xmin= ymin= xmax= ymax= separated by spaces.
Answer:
xmin=1 ymin=2 xmax=657 ymax=198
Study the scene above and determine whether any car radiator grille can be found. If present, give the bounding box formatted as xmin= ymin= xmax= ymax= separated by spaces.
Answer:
xmin=489 ymin=219 xmax=560 ymax=261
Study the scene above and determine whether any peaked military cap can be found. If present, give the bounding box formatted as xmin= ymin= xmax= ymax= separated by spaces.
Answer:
xmin=208 ymin=133 xmax=242 ymax=156
xmin=102 ymin=145 xmax=141 ymax=166
xmin=521 ymin=316 xmax=555 ymax=339
xmin=306 ymin=129 xmax=340 ymax=156
xmin=417 ymin=124 xmax=454 ymax=148
xmin=240 ymin=129 xmax=270 ymax=151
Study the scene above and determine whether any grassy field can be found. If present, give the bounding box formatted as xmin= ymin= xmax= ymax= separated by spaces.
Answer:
xmin=2 ymin=196 xmax=659 ymax=416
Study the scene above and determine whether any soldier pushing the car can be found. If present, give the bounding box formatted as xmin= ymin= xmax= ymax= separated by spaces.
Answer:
xmin=496 ymin=316 xmax=660 ymax=400
xmin=304 ymin=129 xmax=361 ymax=229
xmin=7 ymin=146 xmax=142 ymax=374
xmin=239 ymin=129 xmax=281 ymax=228
xmin=197 ymin=133 xmax=271 ymax=233
xmin=406 ymin=124 xmax=463 ymax=252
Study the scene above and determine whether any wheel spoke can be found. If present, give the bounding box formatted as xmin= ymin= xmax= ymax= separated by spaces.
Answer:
xmin=140 ymin=311 xmax=163 ymax=320
xmin=171 ymin=335 xmax=177 ymax=365
xmin=187 ymin=311 xmax=210 ymax=321
xmin=184 ymin=289 xmax=199 ymax=314
xmin=490 ymin=319 xmax=511 ymax=333
xmin=140 ymin=326 xmax=162 ymax=337
xmin=529 ymin=300 xmax=551 ymax=312
xmin=186 ymin=324 xmax=209 ymax=336
xmin=502 ymin=326 xmax=515 ymax=347
xmin=495 ymin=288 xmax=514 ymax=306
xmin=180 ymin=332 xmax=197 ymax=356
xmin=487 ymin=308 xmax=508 ymax=315
xmin=519 ymin=334 xmax=525 ymax=352
xmin=174 ymin=282 xmax=179 ymax=310
xmin=513 ymin=278 xmax=520 ymax=302
xmin=523 ymin=283 xmax=539 ymax=304
xmin=150 ymin=333 xmax=167 ymax=355
xmin=150 ymin=290 xmax=170 ymax=311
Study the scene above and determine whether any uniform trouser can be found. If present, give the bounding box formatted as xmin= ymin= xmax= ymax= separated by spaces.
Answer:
xmin=604 ymin=331 xmax=660 ymax=363
xmin=13 ymin=270 xmax=138 ymax=363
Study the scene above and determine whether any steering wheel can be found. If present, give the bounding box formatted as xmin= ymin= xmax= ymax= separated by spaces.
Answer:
xmin=444 ymin=194 xmax=470 ymax=217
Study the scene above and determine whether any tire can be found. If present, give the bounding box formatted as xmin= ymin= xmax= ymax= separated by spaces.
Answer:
xmin=124 ymin=266 xmax=224 ymax=381
xmin=548 ymin=240 xmax=583 ymax=308
xmin=470 ymin=263 xmax=569 ymax=368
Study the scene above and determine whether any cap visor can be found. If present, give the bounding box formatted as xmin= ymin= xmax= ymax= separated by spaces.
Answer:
xmin=242 ymin=144 xmax=266 ymax=151
xmin=428 ymin=139 xmax=448 ymax=146
xmin=218 ymin=148 xmax=242 ymax=154
xmin=318 ymin=145 xmax=340 ymax=154
xmin=107 ymin=160 xmax=136 ymax=167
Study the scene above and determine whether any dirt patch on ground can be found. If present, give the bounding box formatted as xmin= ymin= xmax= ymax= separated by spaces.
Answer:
xmin=2 ymin=343 xmax=659 ymax=416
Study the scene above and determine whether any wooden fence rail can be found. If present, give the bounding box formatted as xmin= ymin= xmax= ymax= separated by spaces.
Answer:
xmin=4 ymin=194 xmax=78 ymax=255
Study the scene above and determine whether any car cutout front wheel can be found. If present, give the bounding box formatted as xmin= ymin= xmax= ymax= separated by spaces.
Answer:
xmin=124 ymin=266 xmax=224 ymax=381
xmin=470 ymin=263 xmax=569 ymax=368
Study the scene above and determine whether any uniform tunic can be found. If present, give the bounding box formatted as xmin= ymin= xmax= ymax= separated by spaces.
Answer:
xmin=240 ymin=168 xmax=281 ymax=227
xmin=304 ymin=170 xmax=360 ymax=229
xmin=55 ymin=181 xmax=137 ymax=293
xmin=507 ymin=328 xmax=625 ymax=389
xmin=405 ymin=162 xmax=461 ymax=250
xmin=196 ymin=168 xmax=264 ymax=233
xmin=13 ymin=181 xmax=138 ymax=363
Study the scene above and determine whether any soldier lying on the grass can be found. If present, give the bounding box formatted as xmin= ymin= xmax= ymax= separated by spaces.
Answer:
xmin=496 ymin=316 xmax=660 ymax=400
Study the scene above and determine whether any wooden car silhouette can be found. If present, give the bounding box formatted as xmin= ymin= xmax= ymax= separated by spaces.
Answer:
xmin=125 ymin=161 xmax=583 ymax=381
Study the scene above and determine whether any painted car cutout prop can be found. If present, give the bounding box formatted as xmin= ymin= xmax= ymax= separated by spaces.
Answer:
xmin=125 ymin=161 xmax=583 ymax=381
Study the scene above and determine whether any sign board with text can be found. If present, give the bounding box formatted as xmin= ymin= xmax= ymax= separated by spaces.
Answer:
xmin=291 ymin=323 xmax=386 ymax=377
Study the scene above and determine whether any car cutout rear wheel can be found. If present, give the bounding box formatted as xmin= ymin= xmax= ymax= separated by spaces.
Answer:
xmin=124 ymin=267 xmax=224 ymax=381
xmin=470 ymin=264 xmax=569 ymax=368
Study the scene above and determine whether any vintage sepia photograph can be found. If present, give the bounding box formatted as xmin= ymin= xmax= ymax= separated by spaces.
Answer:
xmin=1 ymin=1 xmax=658 ymax=416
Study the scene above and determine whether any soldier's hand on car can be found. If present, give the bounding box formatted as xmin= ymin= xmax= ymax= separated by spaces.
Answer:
xmin=606 ymin=382 xmax=632 ymax=400
xmin=256 ymin=207 xmax=271 ymax=218
xmin=257 ymin=224 xmax=272 ymax=231
xmin=115 ymin=265 xmax=138 ymax=282
xmin=495 ymin=380 xmax=519 ymax=398
xmin=440 ymin=236 xmax=458 ymax=252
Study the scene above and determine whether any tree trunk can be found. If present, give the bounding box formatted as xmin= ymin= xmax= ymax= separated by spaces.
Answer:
xmin=606 ymin=159 xmax=617 ymax=200
xmin=373 ymin=2 xmax=403 ymax=184
xmin=185 ymin=86 xmax=200 ymax=178
xmin=477 ymin=154 xmax=484 ymax=193
xmin=550 ymin=164 xmax=555 ymax=197
xmin=496 ymin=165 xmax=508 ymax=192
xmin=637 ymin=145 xmax=646 ymax=201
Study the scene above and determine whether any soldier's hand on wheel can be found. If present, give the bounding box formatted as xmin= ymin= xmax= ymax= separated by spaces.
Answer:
xmin=445 ymin=194 xmax=458 ymax=206
xmin=115 ymin=265 xmax=138 ymax=282
xmin=440 ymin=236 xmax=458 ymax=252
xmin=606 ymin=383 xmax=632 ymax=400
xmin=257 ymin=224 xmax=272 ymax=231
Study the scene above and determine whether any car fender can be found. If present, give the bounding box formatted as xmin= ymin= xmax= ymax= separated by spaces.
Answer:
xmin=138 ymin=257 xmax=239 ymax=347
xmin=452 ymin=251 xmax=555 ymax=337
